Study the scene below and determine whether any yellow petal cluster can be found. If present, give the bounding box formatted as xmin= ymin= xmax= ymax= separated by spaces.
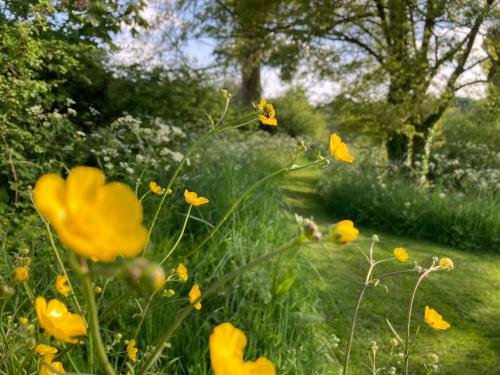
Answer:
xmin=35 ymin=344 xmax=65 ymax=375
xmin=189 ymin=283 xmax=202 ymax=310
xmin=40 ymin=357 xmax=65 ymax=375
xmin=149 ymin=181 xmax=162 ymax=195
xmin=424 ymin=306 xmax=450 ymax=330
xmin=177 ymin=263 xmax=188 ymax=282
xmin=56 ymin=275 xmax=71 ymax=297
xmin=33 ymin=166 xmax=148 ymax=262
xmin=19 ymin=317 xmax=29 ymax=325
xmin=126 ymin=339 xmax=138 ymax=363
xmin=14 ymin=266 xmax=29 ymax=282
xmin=210 ymin=322 xmax=276 ymax=375
xmin=35 ymin=296 xmax=87 ymax=344
xmin=329 ymin=133 xmax=354 ymax=163
xmin=329 ymin=220 xmax=359 ymax=244
xmin=257 ymin=99 xmax=278 ymax=126
xmin=35 ymin=344 xmax=58 ymax=356
xmin=393 ymin=247 xmax=409 ymax=263
xmin=184 ymin=189 xmax=209 ymax=206
xmin=439 ymin=257 xmax=454 ymax=270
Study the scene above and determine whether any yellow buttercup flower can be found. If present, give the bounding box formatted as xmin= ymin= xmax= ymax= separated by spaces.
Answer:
xmin=19 ymin=317 xmax=29 ymax=325
xmin=329 ymin=133 xmax=354 ymax=163
xmin=149 ymin=181 xmax=162 ymax=195
xmin=40 ymin=356 xmax=65 ymax=375
xmin=94 ymin=286 xmax=103 ymax=294
xmin=14 ymin=266 xmax=29 ymax=282
xmin=177 ymin=263 xmax=188 ymax=282
xmin=210 ymin=322 xmax=276 ymax=375
xmin=329 ymin=220 xmax=359 ymax=244
xmin=425 ymin=306 xmax=450 ymax=330
xmin=189 ymin=284 xmax=202 ymax=310
xmin=34 ymin=344 xmax=58 ymax=356
xmin=35 ymin=344 xmax=64 ymax=375
xmin=35 ymin=296 xmax=87 ymax=344
xmin=439 ymin=257 xmax=454 ymax=270
xmin=257 ymin=99 xmax=278 ymax=126
xmin=393 ymin=247 xmax=409 ymax=263
xmin=56 ymin=275 xmax=71 ymax=297
xmin=126 ymin=339 xmax=138 ymax=363
xmin=33 ymin=166 xmax=148 ymax=262
xmin=184 ymin=189 xmax=209 ymax=206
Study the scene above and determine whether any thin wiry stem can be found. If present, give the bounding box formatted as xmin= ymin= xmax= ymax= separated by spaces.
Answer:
xmin=343 ymin=240 xmax=376 ymax=375
xmin=160 ymin=205 xmax=192 ymax=265
xmin=404 ymin=265 xmax=438 ymax=375
xmin=143 ymin=114 xmax=258 ymax=254
xmin=69 ymin=254 xmax=115 ymax=375
xmin=184 ymin=158 xmax=326 ymax=260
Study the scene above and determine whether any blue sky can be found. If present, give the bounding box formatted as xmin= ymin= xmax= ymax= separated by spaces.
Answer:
xmin=110 ymin=1 xmax=488 ymax=103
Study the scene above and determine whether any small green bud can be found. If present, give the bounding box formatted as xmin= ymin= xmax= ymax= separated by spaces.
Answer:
xmin=427 ymin=353 xmax=439 ymax=365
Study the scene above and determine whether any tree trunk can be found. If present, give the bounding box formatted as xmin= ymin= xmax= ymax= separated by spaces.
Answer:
xmin=386 ymin=132 xmax=408 ymax=164
xmin=239 ymin=50 xmax=262 ymax=107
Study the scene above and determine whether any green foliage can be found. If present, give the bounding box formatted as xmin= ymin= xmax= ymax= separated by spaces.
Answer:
xmin=318 ymin=160 xmax=500 ymax=251
xmin=144 ymin=133 xmax=336 ymax=374
xmin=273 ymin=89 xmax=326 ymax=140
xmin=431 ymin=100 xmax=500 ymax=193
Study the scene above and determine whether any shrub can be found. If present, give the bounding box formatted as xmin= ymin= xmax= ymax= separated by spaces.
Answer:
xmin=430 ymin=100 xmax=500 ymax=194
xmin=273 ymin=88 xmax=327 ymax=140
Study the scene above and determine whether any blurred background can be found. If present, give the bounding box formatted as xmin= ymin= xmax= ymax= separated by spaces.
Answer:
xmin=0 ymin=1 xmax=499 ymax=374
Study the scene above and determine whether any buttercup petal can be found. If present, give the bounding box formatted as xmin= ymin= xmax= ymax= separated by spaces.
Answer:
xmin=243 ymin=357 xmax=276 ymax=375
xmin=33 ymin=174 xmax=67 ymax=225
xmin=65 ymin=166 xmax=105 ymax=218
xmin=329 ymin=133 xmax=341 ymax=155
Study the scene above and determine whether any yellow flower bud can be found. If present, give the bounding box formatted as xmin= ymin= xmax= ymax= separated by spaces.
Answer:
xmin=439 ymin=257 xmax=454 ymax=270
xmin=14 ymin=267 xmax=29 ymax=282
xmin=329 ymin=220 xmax=359 ymax=244
xmin=393 ymin=247 xmax=409 ymax=263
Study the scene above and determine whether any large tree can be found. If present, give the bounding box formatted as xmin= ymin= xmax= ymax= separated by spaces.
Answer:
xmin=177 ymin=0 xmax=311 ymax=106
xmin=302 ymin=0 xmax=497 ymax=166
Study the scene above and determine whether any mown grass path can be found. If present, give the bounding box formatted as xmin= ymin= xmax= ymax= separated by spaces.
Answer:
xmin=280 ymin=167 xmax=500 ymax=374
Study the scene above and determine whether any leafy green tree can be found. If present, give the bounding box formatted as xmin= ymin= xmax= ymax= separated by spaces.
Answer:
xmin=177 ymin=0 xmax=309 ymax=106
xmin=0 ymin=0 xmax=146 ymax=206
xmin=302 ymin=0 xmax=497 ymax=167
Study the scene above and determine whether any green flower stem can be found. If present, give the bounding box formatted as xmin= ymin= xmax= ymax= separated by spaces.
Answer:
xmin=160 ymin=204 xmax=192 ymax=265
xmin=22 ymin=281 xmax=34 ymax=302
xmin=69 ymin=254 xmax=116 ymax=375
xmin=137 ymin=237 xmax=304 ymax=375
xmin=343 ymin=239 xmax=377 ymax=375
xmin=143 ymin=115 xmax=258 ymax=254
xmin=33 ymin=197 xmax=83 ymax=315
xmin=184 ymin=158 xmax=326 ymax=260
xmin=404 ymin=265 xmax=438 ymax=375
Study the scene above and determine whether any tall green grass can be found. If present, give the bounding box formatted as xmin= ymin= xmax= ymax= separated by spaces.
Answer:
xmin=138 ymin=132 xmax=336 ymax=374
xmin=317 ymin=163 xmax=500 ymax=251
xmin=0 ymin=131 xmax=335 ymax=374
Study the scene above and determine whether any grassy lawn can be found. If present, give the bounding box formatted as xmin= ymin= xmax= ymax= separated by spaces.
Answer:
xmin=280 ymin=167 xmax=500 ymax=374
